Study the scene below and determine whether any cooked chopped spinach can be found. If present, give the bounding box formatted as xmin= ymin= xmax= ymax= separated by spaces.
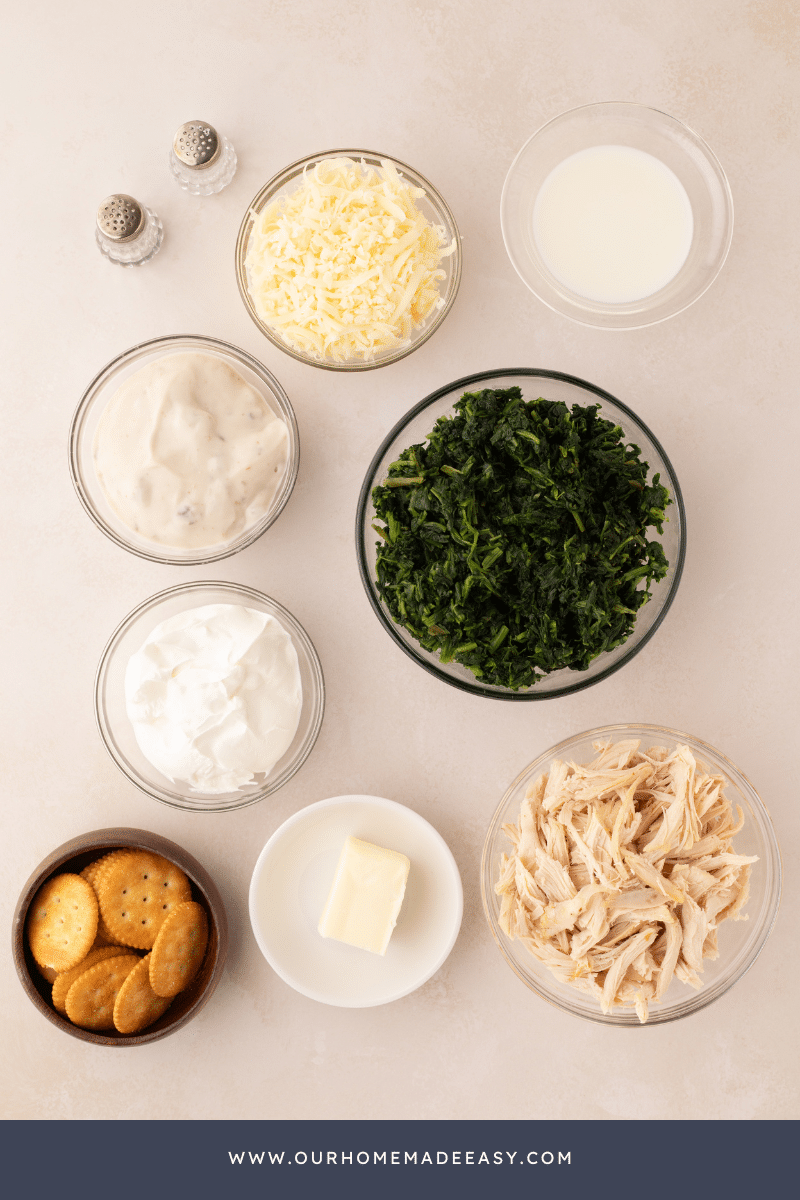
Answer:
xmin=372 ymin=386 xmax=670 ymax=690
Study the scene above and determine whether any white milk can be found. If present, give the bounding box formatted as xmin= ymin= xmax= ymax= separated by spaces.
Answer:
xmin=532 ymin=145 xmax=694 ymax=304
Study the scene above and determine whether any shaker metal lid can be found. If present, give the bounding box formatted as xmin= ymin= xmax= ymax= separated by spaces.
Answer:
xmin=173 ymin=121 xmax=221 ymax=168
xmin=96 ymin=195 xmax=145 ymax=242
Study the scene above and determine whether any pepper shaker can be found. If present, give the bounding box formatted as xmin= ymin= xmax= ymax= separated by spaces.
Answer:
xmin=95 ymin=195 xmax=163 ymax=267
xmin=169 ymin=121 xmax=237 ymax=195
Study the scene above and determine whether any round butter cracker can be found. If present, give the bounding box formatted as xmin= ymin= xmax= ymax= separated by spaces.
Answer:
xmin=52 ymin=947 xmax=138 ymax=1015
xmin=83 ymin=851 xmax=135 ymax=947
xmin=26 ymin=874 xmax=99 ymax=974
xmin=149 ymin=901 xmax=209 ymax=998
xmin=86 ymin=848 xmax=133 ymax=889
xmin=113 ymin=955 xmax=173 ymax=1034
xmin=65 ymin=954 xmax=139 ymax=1030
xmin=98 ymin=851 xmax=191 ymax=950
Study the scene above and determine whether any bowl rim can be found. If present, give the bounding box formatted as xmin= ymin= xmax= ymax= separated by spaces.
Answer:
xmin=12 ymin=827 xmax=228 ymax=1046
xmin=68 ymin=333 xmax=300 ymax=565
xmin=355 ymin=367 xmax=687 ymax=700
xmin=480 ymin=722 xmax=783 ymax=1025
xmin=234 ymin=147 xmax=463 ymax=371
xmin=500 ymin=100 xmax=735 ymax=329
xmin=94 ymin=580 xmax=326 ymax=812
xmin=248 ymin=793 xmax=464 ymax=1007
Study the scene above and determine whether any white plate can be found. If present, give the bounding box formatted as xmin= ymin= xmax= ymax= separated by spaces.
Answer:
xmin=248 ymin=795 xmax=463 ymax=1007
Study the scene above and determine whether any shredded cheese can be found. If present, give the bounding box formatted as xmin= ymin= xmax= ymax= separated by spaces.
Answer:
xmin=245 ymin=157 xmax=456 ymax=362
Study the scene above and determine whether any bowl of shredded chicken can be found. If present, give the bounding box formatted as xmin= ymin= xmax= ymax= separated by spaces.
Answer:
xmin=481 ymin=726 xmax=781 ymax=1024
xmin=235 ymin=151 xmax=461 ymax=370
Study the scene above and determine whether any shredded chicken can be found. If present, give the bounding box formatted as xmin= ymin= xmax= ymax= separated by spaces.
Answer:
xmin=496 ymin=739 xmax=757 ymax=1022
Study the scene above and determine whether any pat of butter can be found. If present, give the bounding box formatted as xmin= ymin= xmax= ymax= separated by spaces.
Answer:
xmin=318 ymin=836 xmax=410 ymax=955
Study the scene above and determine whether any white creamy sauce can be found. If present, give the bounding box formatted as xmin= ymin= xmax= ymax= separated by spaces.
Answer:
xmin=532 ymin=145 xmax=694 ymax=303
xmin=93 ymin=352 xmax=289 ymax=549
xmin=125 ymin=604 xmax=302 ymax=794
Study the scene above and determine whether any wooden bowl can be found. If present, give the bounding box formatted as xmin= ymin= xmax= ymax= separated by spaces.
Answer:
xmin=12 ymin=828 xmax=228 ymax=1046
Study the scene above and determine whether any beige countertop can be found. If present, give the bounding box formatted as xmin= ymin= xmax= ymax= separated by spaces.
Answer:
xmin=3 ymin=0 xmax=798 ymax=1120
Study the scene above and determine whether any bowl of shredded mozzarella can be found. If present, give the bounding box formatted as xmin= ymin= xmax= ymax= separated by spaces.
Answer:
xmin=235 ymin=150 xmax=462 ymax=369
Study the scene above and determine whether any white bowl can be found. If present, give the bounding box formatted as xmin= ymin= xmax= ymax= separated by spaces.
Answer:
xmin=249 ymin=795 xmax=463 ymax=1006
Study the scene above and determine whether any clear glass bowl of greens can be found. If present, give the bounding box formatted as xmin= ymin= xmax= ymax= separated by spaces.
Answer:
xmin=356 ymin=369 xmax=686 ymax=699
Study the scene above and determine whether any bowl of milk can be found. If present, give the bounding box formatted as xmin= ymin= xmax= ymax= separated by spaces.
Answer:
xmin=501 ymin=102 xmax=733 ymax=328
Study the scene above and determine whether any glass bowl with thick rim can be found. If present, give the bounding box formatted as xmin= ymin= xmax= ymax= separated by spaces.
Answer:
xmin=501 ymin=102 xmax=734 ymax=329
xmin=481 ymin=724 xmax=782 ymax=1026
xmin=235 ymin=149 xmax=462 ymax=371
xmin=95 ymin=581 xmax=325 ymax=812
xmin=69 ymin=334 xmax=300 ymax=565
xmin=356 ymin=368 xmax=686 ymax=700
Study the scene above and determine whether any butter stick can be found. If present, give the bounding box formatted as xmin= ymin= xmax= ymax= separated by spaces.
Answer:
xmin=318 ymin=836 xmax=410 ymax=955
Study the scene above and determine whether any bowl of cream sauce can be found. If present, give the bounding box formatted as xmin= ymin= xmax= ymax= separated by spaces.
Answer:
xmin=70 ymin=335 xmax=299 ymax=564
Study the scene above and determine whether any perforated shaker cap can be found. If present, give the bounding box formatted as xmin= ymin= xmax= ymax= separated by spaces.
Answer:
xmin=173 ymin=121 xmax=221 ymax=168
xmin=96 ymin=195 xmax=145 ymax=242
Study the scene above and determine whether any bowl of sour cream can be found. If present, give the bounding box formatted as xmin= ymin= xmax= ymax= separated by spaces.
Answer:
xmin=70 ymin=335 xmax=299 ymax=564
xmin=95 ymin=581 xmax=325 ymax=812
xmin=501 ymin=101 xmax=733 ymax=329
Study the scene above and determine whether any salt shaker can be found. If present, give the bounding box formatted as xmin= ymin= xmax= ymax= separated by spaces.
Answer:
xmin=95 ymin=195 xmax=163 ymax=267
xmin=169 ymin=121 xmax=237 ymax=195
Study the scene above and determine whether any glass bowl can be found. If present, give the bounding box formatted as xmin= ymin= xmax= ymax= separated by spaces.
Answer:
xmin=356 ymin=368 xmax=686 ymax=700
xmin=235 ymin=149 xmax=462 ymax=370
xmin=501 ymin=102 xmax=734 ymax=329
xmin=481 ymin=724 xmax=782 ymax=1026
xmin=69 ymin=334 xmax=300 ymax=565
xmin=95 ymin=581 xmax=325 ymax=812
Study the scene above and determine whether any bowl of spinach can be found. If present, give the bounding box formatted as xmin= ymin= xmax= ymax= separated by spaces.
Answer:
xmin=356 ymin=369 xmax=685 ymax=699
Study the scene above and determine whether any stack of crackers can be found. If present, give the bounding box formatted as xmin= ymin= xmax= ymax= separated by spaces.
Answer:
xmin=26 ymin=848 xmax=209 ymax=1035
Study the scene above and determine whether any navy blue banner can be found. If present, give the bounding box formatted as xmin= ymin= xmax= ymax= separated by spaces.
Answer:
xmin=0 ymin=1119 xmax=794 ymax=1199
